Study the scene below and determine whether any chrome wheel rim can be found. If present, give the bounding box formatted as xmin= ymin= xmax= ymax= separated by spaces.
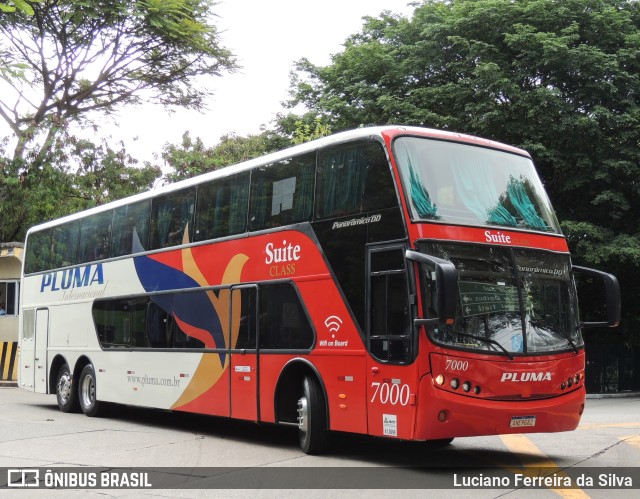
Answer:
xmin=57 ymin=372 xmax=72 ymax=404
xmin=80 ymin=373 xmax=95 ymax=409
xmin=297 ymin=395 xmax=309 ymax=434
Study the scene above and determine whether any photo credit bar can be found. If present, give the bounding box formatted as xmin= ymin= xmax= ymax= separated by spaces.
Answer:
xmin=6 ymin=469 xmax=39 ymax=488
xmin=1 ymin=467 xmax=639 ymax=490
xmin=3 ymin=469 xmax=152 ymax=489
xmin=451 ymin=469 xmax=637 ymax=490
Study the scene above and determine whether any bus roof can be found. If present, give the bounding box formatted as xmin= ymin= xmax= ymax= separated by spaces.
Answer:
xmin=25 ymin=125 xmax=530 ymax=234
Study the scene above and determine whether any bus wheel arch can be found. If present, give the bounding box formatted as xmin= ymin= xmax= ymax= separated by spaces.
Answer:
xmin=274 ymin=359 xmax=330 ymax=454
xmin=72 ymin=355 xmax=92 ymax=388
xmin=49 ymin=354 xmax=69 ymax=394
xmin=50 ymin=355 xmax=79 ymax=413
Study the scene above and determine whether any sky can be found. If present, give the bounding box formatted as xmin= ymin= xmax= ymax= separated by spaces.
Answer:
xmin=105 ymin=0 xmax=416 ymax=162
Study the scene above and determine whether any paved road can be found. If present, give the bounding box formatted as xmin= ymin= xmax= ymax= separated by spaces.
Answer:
xmin=0 ymin=387 xmax=638 ymax=498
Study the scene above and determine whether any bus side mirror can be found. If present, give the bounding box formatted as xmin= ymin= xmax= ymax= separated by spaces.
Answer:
xmin=406 ymin=250 xmax=458 ymax=324
xmin=573 ymin=265 xmax=621 ymax=328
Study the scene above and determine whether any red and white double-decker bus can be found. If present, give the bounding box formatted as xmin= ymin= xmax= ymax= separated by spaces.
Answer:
xmin=19 ymin=126 xmax=620 ymax=453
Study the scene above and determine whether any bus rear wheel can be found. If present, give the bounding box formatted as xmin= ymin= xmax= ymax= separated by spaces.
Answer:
xmin=78 ymin=364 xmax=102 ymax=417
xmin=297 ymin=376 xmax=329 ymax=454
xmin=55 ymin=364 xmax=79 ymax=413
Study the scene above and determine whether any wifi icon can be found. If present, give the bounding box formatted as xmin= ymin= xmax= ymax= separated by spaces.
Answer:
xmin=324 ymin=315 xmax=343 ymax=333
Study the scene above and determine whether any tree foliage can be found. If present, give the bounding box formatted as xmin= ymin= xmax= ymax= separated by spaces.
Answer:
xmin=0 ymin=0 xmax=39 ymax=14
xmin=0 ymin=0 xmax=235 ymax=160
xmin=65 ymin=136 xmax=162 ymax=209
xmin=0 ymin=133 xmax=161 ymax=241
xmin=162 ymin=130 xmax=289 ymax=182
xmin=160 ymin=117 xmax=332 ymax=183
xmin=288 ymin=0 xmax=640 ymax=338
xmin=0 ymin=0 xmax=234 ymax=240
xmin=290 ymin=117 xmax=332 ymax=145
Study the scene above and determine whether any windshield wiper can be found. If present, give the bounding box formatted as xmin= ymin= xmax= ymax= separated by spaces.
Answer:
xmin=528 ymin=319 xmax=579 ymax=354
xmin=564 ymin=336 xmax=578 ymax=354
xmin=453 ymin=332 xmax=514 ymax=360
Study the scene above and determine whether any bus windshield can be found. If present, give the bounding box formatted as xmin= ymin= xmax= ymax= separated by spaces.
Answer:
xmin=394 ymin=136 xmax=561 ymax=233
xmin=419 ymin=242 xmax=582 ymax=355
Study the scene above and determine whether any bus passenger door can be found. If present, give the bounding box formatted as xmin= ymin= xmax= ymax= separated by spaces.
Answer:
xmin=34 ymin=309 xmax=49 ymax=393
xmin=229 ymin=285 xmax=259 ymax=421
xmin=365 ymin=245 xmax=418 ymax=440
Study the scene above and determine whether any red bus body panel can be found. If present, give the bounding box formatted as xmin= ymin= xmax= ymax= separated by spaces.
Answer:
xmin=413 ymin=351 xmax=585 ymax=440
xmin=415 ymin=379 xmax=585 ymax=440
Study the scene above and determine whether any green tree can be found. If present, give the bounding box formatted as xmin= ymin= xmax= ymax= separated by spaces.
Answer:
xmin=0 ymin=133 xmax=161 ymax=241
xmin=0 ymin=142 xmax=70 ymax=240
xmin=0 ymin=0 xmax=235 ymax=239
xmin=290 ymin=117 xmax=332 ymax=145
xmin=0 ymin=0 xmax=39 ymax=14
xmin=65 ymin=136 xmax=162 ymax=209
xmin=288 ymin=0 xmax=640 ymax=341
xmin=163 ymin=130 xmax=289 ymax=182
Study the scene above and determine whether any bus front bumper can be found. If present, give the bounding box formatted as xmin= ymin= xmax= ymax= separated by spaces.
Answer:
xmin=413 ymin=374 xmax=586 ymax=441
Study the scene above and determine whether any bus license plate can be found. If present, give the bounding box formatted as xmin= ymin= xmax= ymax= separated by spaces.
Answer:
xmin=509 ymin=416 xmax=536 ymax=428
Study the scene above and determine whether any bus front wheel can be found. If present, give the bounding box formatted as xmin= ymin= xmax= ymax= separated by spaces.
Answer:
xmin=297 ymin=376 xmax=328 ymax=454
xmin=78 ymin=364 xmax=102 ymax=417
xmin=55 ymin=364 xmax=79 ymax=413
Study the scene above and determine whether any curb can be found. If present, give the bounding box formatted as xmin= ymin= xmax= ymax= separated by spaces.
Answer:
xmin=586 ymin=392 xmax=640 ymax=399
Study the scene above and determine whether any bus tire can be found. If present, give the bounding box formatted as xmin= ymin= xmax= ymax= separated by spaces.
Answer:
xmin=78 ymin=364 xmax=102 ymax=417
xmin=55 ymin=364 xmax=79 ymax=413
xmin=297 ymin=376 xmax=329 ymax=455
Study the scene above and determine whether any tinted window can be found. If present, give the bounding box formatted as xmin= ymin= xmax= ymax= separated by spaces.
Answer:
xmin=94 ymin=294 xmax=206 ymax=349
xmin=418 ymin=242 xmax=580 ymax=355
xmin=195 ymin=173 xmax=249 ymax=241
xmin=78 ymin=210 xmax=112 ymax=263
xmin=146 ymin=295 xmax=205 ymax=349
xmin=150 ymin=188 xmax=196 ymax=249
xmin=130 ymin=299 xmax=149 ymax=347
xmin=369 ymin=248 xmax=411 ymax=363
xmin=259 ymin=283 xmax=313 ymax=350
xmin=25 ymin=230 xmax=52 ymax=274
xmin=146 ymin=302 xmax=173 ymax=348
xmin=316 ymin=141 xmax=395 ymax=219
xmin=111 ymin=200 xmax=151 ymax=256
xmin=249 ymin=154 xmax=315 ymax=231
xmin=25 ymin=199 xmax=150 ymax=274
xmin=94 ymin=299 xmax=133 ymax=347
xmin=232 ymin=287 xmax=257 ymax=349
xmin=51 ymin=221 xmax=80 ymax=268
xmin=394 ymin=137 xmax=560 ymax=232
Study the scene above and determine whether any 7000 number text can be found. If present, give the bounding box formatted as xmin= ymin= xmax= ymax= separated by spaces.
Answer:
xmin=370 ymin=382 xmax=410 ymax=406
